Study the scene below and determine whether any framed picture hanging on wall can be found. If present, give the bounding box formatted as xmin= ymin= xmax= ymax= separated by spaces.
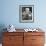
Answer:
xmin=19 ymin=5 xmax=34 ymax=23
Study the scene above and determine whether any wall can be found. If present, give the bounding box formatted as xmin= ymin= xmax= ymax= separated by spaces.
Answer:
xmin=0 ymin=0 xmax=46 ymax=29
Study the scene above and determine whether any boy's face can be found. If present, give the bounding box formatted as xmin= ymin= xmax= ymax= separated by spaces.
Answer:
xmin=25 ymin=8 xmax=29 ymax=13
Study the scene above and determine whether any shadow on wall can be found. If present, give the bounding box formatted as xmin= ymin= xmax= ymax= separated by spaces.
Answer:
xmin=0 ymin=24 xmax=7 ymax=43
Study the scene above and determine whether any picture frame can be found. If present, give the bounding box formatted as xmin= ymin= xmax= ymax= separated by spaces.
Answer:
xmin=19 ymin=5 xmax=34 ymax=23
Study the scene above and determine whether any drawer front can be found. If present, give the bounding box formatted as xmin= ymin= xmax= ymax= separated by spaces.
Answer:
xmin=24 ymin=36 xmax=32 ymax=46
xmin=3 ymin=36 xmax=23 ymax=44
xmin=24 ymin=32 xmax=44 ymax=36
xmin=32 ymin=36 xmax=45 ymax=44
xmin=3 ymin=36 xmax=23 ymax=46
xmin=24 ymin=36 xmax=44 ymax=46
xmin=3 ymin=32 xmax=24 ymax=46
xmin=32 ymin=44 xmax=44 ymax=46
xmin=3 ymin=43 xmax=23 ymax=46
xmin=3 ymin=32 xmax=23 ymax=36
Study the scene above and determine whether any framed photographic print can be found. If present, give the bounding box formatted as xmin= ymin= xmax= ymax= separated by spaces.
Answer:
xmin=19 ymin=5 xmax=34 ymax=23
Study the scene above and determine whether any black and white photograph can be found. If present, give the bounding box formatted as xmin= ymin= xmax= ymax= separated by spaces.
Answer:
xmin=19 ymin=5 xmax=34 ymax=23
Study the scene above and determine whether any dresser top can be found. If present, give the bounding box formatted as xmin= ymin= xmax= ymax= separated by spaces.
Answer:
xmin=4 ymin=29 xmax=44 ymax=33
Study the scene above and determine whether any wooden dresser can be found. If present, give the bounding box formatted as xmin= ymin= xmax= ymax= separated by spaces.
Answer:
xmin=2 ymin=29 xmax=45 ymax=46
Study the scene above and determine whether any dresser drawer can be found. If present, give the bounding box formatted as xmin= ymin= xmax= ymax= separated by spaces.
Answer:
xmin=24 ymin=32 xmax=44 ymax=36
xmin=32 ymin=44 xmax=44 ymax=46
xmin=3 ymin=43 xmax=23 ymax=46
xmin=32 ymin=36 xmax=45 ymax=44
xmin=3 ymin=36 xmax=23 ymax=46
xmin=24 ymin=36 xmax=32 ymax=46
xmin=3 ymin=35 xmax=23 ymax=44
xmin=3 ymin=32 xmax=23 ymax=36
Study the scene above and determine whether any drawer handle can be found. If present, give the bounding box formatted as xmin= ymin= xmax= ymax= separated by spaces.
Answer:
xmin=32 ymin=39 xmax=36 ymax=40
xmin=9 ymin=38 xmax=13 ymax=40
xmin=9 ymin=38 xmax=12 ymax=40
